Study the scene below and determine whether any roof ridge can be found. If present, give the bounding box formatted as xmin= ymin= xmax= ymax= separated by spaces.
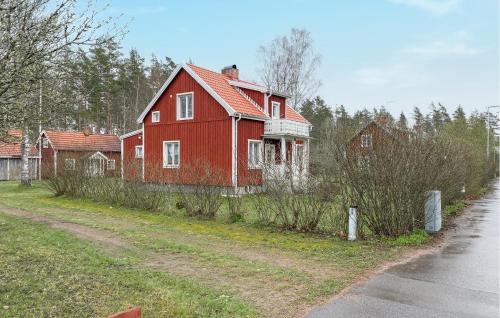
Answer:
xmin=188 ymin=63 xmax=230 ymax=79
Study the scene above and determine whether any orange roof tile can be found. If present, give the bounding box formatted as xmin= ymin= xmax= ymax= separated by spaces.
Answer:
xmin=285 ymin=106 xmax=310 ymax=124
xmin=44 ymin=130 xmax=120 ymax=152
xmin=0 ymin=129 xmax=38 ymax=157
xmin=187 ymin=64 xmax=267 ymax=118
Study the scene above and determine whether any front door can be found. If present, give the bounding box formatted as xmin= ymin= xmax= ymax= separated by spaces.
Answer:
xmin=87 ymin=158 xmax=104 ymax=177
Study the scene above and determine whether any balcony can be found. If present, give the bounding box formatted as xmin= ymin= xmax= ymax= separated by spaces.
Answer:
xmin=263 ymin=119 xmax=310 ymax=138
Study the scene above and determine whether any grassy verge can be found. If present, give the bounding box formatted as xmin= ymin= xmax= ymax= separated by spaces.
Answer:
xmin=443 ymin=200 xmax=468 ymax=217
xmin=0 ymin=213 xmax=257 ymax=318
xmin=0 ymin=181 xmax=416 ymax=317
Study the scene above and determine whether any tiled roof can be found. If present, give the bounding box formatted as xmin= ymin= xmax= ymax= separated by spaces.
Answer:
xmin=0 ymin=130 xmax=38 ymax=157
xmin=285 ymin=106 xmax=310 ymax=124
xmin=44 ymin=130 xmax=120 ymax=152
xmin=187 ymin=64 xmax=267 ymax=118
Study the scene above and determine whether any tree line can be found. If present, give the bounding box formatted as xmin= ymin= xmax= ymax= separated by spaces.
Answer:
xmin=37 ymin=42 xmax=176 ymax=134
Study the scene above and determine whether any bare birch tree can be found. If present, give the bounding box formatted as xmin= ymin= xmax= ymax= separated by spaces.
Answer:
xmin=256 ymin=28 xmax=321 ymax=109
xmin=0 ymin=0 xmax=124 ymax=185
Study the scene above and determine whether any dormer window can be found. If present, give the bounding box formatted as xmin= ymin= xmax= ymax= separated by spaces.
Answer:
xmin=152 ymin=111 xmax=160 ymax=123
xmin=271 ymin=101 xmax=280 ymax=119
xmin=177 ymin=92 xmax=193 ymax=120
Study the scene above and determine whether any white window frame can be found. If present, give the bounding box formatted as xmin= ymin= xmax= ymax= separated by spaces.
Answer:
xmin=163 ymin=141 xmax=180 ymax=168
xmin=176 ymin=92 xmax=194 ymax=120
xmin=271 ymin=101 xmax=280 ymax=119
xmin=361 ymin=134 xmax=372 ymax=148
xmin=152 ymin=111 xmax=160 ymax=123
xmin=65 ymin=158 xmax=76 ymax=171
xmin=248 ymin=139 xmax=263 ymax=169
xmin=135 ymin=145 xmax=143 ymax=158
xmin=42 ymin=138 xmax=49 ymax=148
xmin=107 ymin=159 xmax=116 ymax=170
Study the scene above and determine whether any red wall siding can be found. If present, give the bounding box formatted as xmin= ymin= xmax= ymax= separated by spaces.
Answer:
xmin=123 ymin=133 xmax=143 ymax=181
xmin=240 ymin=88 xmax=265 ymax=107
xmin=143 ymin=69 xmax=233 ymax=186
xmin=268 ymin=95 xmax=287 ymax=119
xmin=39 ymin=136 xmax=54 ymax=178
xmin=237 ymin=119 xmax=264 ymax=186
xmin=55 ymin=150 xmax=121 ymax=177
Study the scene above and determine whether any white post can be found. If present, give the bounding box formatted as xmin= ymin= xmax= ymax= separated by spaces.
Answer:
xmin=280 ymin=137 xmax=286 ymax=165
xmin=425 ymin=191 xmax=442 ymax=233
xmin=348 ymin=206 xmax=357 ymax=241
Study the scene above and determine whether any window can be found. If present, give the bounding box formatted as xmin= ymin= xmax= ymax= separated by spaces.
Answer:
xmin=248 ymin=140 xmax=263 ymax=169
xmin=163 ymin=141 xmax=180 ymax=168
xmin=177 ymin=92 xmax=193 ymax=120
xmin=135 ymin=145 xmax=143 ymax=158
xmin=361 ymin=134 xmax=372 ymax=148
xmin=65 ymin=158 xmax=76 ymax=170
xmin=152 ymin=111 xmax=160 ymax=123
xmin=107 ymin=159 xmax=115 ymax=170
xmin=42 ymin=138 xmax=48 ymax=148
xmin=271 ymin=101 xmax=280 ymax=119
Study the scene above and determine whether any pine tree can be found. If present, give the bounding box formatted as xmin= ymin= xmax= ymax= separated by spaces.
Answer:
xmin=397 ymin=112 xmax=408 ymax=130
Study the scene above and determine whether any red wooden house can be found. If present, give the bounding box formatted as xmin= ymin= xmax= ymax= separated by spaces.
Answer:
xmin=38 ymin=129 xmax=121 ymax=178
xmin=347 ymin=119 xmax=412 ymax=155
xmin=0 ymin=129 xmax=39 ymax=181
xmin=121 ymin=63 xmax=311 ymax=190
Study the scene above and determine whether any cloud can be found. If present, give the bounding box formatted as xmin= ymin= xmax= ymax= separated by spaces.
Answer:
xmin=354 ymin=63 xmax=429 ymax=87
xmin=386 ymin=0 xmax=461 ymax=15
xmin=402 ymin=31 xmax=483 ymax=57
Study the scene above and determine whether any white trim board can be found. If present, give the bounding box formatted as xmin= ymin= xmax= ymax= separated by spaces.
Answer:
xmin=119 ymin=129 xmax=143 ymax=140
xmin=227 ymin=80 xmax=290 ymax=98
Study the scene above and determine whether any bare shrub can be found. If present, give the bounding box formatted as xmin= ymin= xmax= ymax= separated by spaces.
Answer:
xmin=175 ymin=161 xmax=226 ymax=219
xmin=251 ymin=161 xmax=334 ymax=232
xmin=225 ymin=188 xmax=245 ymax=223
xmin=45 ymin=165 xmax=167 ymax=212
xmin=333 ymin=133 xmax=466 ymax=237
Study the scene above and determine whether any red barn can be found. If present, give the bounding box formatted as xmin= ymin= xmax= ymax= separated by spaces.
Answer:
xmin=121 ymin=63 xmax=311 ymax=190
xmin=38 ymin=129 xmax=121 ymax=178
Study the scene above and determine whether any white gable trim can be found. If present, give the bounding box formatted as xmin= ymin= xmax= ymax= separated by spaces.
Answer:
xmin=137 ymin=63 xmax=236 ymax=123
xmin=227 ymin=80 xmax=290 ymax=98
xmin=119 ymin=129 xmax=142 ymax=140
xmin=88 ymin=151 xmax=109 ymax=161
xmin=36 ymin=130 xmax=56 ymax=149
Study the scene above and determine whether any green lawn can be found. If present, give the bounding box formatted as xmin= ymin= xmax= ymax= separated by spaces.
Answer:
xmin=0 ymin=181 xmax=411 ymax=317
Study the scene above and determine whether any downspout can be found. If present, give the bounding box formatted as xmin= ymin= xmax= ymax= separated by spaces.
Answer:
xmin=264 ymin=90 xmax=274 ymax=117
xmin=234 ymin=113 xmax=242 ymax=192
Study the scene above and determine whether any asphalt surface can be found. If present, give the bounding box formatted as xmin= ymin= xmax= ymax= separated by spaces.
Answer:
xmin=306 ymin=181 xmax=499 ymax=318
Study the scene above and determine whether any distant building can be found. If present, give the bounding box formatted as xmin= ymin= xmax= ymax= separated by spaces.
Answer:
xmin=38 ymin=129 xmax=120 ymax=178
xmin=0 ymin=129 xmax=39 ymax=181
xmin=347 ymin=118 xmax=412 ymax=155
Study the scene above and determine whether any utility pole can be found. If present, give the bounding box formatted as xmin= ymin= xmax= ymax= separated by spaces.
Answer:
xmin=38 ymin=79 xmax=42 ymax=180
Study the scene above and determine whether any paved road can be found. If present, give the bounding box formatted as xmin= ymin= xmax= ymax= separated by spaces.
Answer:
xmin=306 ymin=181 xmax=499 ymax=318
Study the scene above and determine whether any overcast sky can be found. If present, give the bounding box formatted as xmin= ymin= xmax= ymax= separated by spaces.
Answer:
xmin=107 ymin=0 xmax=499 ymax=118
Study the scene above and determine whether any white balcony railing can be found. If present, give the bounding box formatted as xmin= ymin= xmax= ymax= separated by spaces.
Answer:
xmin=264 ymin=119 xmax=310 ymax=137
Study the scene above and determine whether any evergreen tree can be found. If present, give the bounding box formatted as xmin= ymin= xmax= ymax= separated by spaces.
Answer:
xmin=397 ymin=112 xmax=408 ymax=130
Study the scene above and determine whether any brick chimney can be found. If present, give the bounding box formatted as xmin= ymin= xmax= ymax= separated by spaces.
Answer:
xmin=82 ymin=127 xmax=92 ymax=136
xmin=221 ymin=64 xmax=239 ymax=80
